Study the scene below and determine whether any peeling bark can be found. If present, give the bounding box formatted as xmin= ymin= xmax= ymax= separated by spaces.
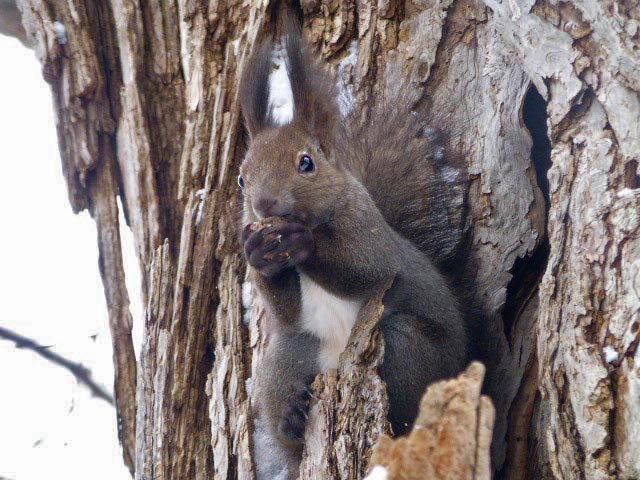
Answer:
xmin=368 ymin=362 xmax=494 ymax=480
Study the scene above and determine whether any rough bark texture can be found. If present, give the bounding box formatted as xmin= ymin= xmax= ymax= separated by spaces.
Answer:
xmin=473 ymin=1 xmax=640 ymax=478
xmin=13 ymin=0 xmax=640 ymax=479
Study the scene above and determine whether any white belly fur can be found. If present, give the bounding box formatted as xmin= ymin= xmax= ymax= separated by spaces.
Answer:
xmin=298 ymin=273 xmax=362 ymax=372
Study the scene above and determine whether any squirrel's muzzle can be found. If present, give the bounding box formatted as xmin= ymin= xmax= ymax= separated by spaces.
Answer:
xmin=253 ymin=193 xmax=292 ymax=220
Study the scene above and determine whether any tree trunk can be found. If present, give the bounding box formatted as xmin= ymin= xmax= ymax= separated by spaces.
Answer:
xmin=15 ymin=0 xmax=639 ymax=479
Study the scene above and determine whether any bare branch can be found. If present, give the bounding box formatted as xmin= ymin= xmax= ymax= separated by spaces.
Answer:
xmin=0 ymin=325 xmax=114 ymax=405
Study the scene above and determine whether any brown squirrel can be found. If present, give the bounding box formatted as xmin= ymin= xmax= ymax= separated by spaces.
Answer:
xmin=239 ymin=23 xmax=480 ymax=479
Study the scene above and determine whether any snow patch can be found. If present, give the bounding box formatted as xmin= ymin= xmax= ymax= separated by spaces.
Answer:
xmin=195 ymin=188 xmax=206 ymax=225
xmin=242 ymin=281 xmax=253 ymax=326
xmin=617 ymin=188 xmax=638 ymax=197
xmin=422 ymin=124 xmax=438 ymax=142
xmin=603 ymin=346 xmax=619 ymax=363
xmin=53 ymin=21 xmax=67 ymax=45
xmin=441 ymin=166 xmax=460 ymax=183
xmin=364 ymin=465 xmax=389 ymax=480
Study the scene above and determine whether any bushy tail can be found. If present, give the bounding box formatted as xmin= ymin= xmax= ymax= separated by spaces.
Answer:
xmin=450 ymin=245 xmax=516 ymax=472
xmin=335 ymin=93 xmax=468 ymax=267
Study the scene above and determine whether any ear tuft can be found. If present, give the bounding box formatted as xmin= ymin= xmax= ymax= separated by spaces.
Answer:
xmin=240 ymin=19 xmax=341 ymax=145
xmin=240 ymin=40 xmax=275 ymax=139
xmin=283 ymin=22 xmax=341 ymax=149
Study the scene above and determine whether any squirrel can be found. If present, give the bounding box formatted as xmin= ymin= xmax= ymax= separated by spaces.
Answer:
xmin=239 ymin=21 xmax=486 ymax=480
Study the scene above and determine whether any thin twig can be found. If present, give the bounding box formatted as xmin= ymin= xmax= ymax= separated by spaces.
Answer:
xmin=0 ymin=325 xmax=114 ymax=405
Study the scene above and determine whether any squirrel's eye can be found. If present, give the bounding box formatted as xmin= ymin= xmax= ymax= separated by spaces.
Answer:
xmin=298 ymin=154 xmax=315 ymax=174
xmin=238 ymin=174 xmax=245 ymax=189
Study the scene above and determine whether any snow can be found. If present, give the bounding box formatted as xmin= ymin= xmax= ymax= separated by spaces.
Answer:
xmin=195 ymin=188 xmax=206 ymax=226
xmin=442 ymin=166 xmax=460 ymax=183
xmin=617 ymin=188 xmax=637 ymax=197
xmin=53 ymin=21 xmax=67 ymax=45
xmin=0 ymin=35 xmax=134 ymax=480
xmin=364 ymin=465 xmax=389 ymax=480
xmin=242 ymin=281 xmax=253 ymax=326
xmin=603 ymin=346 xmax=619 ymax=363
xmin=422 ymin=124 xmax=438 ymax=141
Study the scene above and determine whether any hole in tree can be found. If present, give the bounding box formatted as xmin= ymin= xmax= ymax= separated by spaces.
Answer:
xmin=497 ymin=84 xmax=553 ymax=480
xmin=503 ymin=84 xmax=552 ymax=340
xmin=523 ymin=84 xmax=552 ymax=212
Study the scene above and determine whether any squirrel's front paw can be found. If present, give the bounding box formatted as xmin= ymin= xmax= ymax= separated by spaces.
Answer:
xmin=278 ymin=386 xmax=312 ymax=445
xmin=243 ymin=218 xmax=314 ymax=277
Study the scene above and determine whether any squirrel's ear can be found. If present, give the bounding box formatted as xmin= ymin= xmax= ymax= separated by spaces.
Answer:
xmin=240 ymin=40 xmax=275 ymax=139
xmin=284 ymin=27 xmax=340 ymax=149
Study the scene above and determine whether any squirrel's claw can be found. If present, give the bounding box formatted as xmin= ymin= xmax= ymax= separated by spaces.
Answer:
xmin=279 ymin=386 xmax=313 ymax=445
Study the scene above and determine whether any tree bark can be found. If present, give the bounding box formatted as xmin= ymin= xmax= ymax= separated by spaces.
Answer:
xmin=15 ymin=0 xmax=639 ymax=479
xmin=0 ymin=0 xmax=28 ymax=45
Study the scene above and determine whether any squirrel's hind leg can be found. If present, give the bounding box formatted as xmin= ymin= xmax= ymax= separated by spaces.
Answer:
xmin=379 ymin=312 xmax=467 ymax=435
xmin=252 ymin=331 xmax=320 ymax=479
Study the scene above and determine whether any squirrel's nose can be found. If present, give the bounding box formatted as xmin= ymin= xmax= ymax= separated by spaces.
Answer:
xmin=253 ymin=195 xmax=290 ymax=219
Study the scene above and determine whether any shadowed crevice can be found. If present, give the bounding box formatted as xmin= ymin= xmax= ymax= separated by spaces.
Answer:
xmin=503 ymin=84 xmax=552 ymax=339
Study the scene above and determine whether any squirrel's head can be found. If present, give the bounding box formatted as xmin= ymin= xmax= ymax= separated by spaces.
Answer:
xmin=238 ymin=29 xmax=344 ymax=229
